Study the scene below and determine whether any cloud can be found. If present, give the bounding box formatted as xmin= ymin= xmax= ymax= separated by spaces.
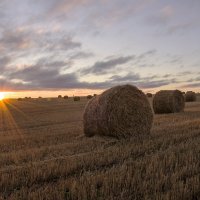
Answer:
xmin=0 ymin=56 xmax=11 ymax=70
xmin=147 ymin=5 xmax=174 ymax=25
xmin=0 ymin=30 xmax=32 ymax=51
xmin=177 ymin=71 xmax=193 ymax=77
xmin=146 ymin=4 xmax=198 ymax=35
xmin=1 ymin=63 xmax=80 ymax=91
xmin=0 ymin=49 xmax=179 ymax=91
xmin=7 ymin=59 xmax=70 ymax=81
xmin=137 ymin=79 xmax=176 ymax=89
xmin=1 ymin=58 xmax=178 ymax=91
xmin=186 ymin=76 xmax=200 ymax=82
xmin=109 ymin=73 xmax=177 ymax=89
xmin=0 ymin=0 xmax=199 ymax=92
xmin=0 ymin=28 xmax=82 ymax=73
xmin=81 ymin=55 xmax=134 ymax=75
xmin=70 ymin=51 xmax=94 ymax=60
xmin=162 ymin=74 xmax=171 ymax=78
xmin=109 ymin=73 xmax=141 ymax=82
xmin=181 ymin=82 xmax=200 ymax=88
xmin=47 ymin=0 xmax=91 ymax=17
xmin=166 ymin=22 xmax=195 ymax=34
xmin=136 ymin=49 xmax=157 ymax=60
xmin=133 ymin=50 xmax=157 ymax=68
xmin=0 ymin=29 xmax=81 ymax=55
xmin=75 ymin=0 xmax=157 ymax=33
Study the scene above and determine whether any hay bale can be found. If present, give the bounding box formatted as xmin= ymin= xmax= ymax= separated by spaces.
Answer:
xmin=146 ymin=93 xmax=153 ymax=98
xmin=24 ymin=97 xmax=31 ymax=101
xmin=74 ymin=96 xmax=80 ymax=101
xmin=83 ymin=85 xmax=153 ymax=138
xmin=87 ymin=95 xmax=93 ymax=99
xmin=58 ymin=95 xmax=62 ymax=98
xmin=153 ymin=90 xmax=185 ymax=114
xmin=63 ymin=95 xmax=68 ymax=99
xmin=185 ymin=91 xmax=196 ymax=102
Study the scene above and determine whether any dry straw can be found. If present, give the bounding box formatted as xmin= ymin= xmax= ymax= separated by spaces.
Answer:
xmin=185 ymin=91 xmax=196 ymax=102
xmin=153 ymin=90 xmax=185 ymax=114
xmin=83 ymin=85 xmax=153 ymax=138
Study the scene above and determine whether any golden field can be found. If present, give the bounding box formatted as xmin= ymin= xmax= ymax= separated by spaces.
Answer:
xmin=0 ymin=96 xmax=199 ymax=200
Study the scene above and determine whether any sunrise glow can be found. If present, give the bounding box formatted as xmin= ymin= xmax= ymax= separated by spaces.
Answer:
xmin=0 ymin=93 xmax=5 ymax=101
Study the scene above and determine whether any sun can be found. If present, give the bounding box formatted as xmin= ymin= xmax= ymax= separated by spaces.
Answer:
xmin=0 ymin=92 xmax=5 ymax=101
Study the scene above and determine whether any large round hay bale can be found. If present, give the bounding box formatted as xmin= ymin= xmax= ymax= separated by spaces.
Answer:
xmin=185 ymin=91 xmax=196 ymax=102
xmin=153 ymin=90 xmax=185 ymax=114
xmin=83 ymin=85 xmax=153 ymax=138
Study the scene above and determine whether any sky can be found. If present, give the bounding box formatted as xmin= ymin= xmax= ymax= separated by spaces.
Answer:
xmin=0 ymin=0 xmax=200 ymax=98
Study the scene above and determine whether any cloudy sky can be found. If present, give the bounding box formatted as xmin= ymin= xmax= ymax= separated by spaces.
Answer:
xmin=0 ymin=0 xmax=200 ymax=97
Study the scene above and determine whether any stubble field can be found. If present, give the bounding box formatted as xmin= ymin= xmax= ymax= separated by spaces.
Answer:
xmin=0 ymin=96 xmax=199 ymax=200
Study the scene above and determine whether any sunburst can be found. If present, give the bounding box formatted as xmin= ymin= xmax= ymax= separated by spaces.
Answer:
xmin=0 ymin=92 xmax=5 ymax=101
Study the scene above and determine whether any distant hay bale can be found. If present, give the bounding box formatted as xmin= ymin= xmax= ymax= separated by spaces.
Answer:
xmin=63 ymin=95 xmax=68 ymax=99
xmin=24 ymin=97 xmax=31 ymax=101
xmin=74 ymin=96 xmax=80 ymax=101
xmin=87 ymin=95 xmax=93 ymax=99
xmin=185 ymin=91 xmax=196 ymax=102
xmin=58 ymin=95 xmax=62 ymax=98
xmin=153 ymin=90 xmax=185 ymax=114
xmin=37 ymin=97 xmax=43 ymax=101
xmin=83 ymin=84 xmax=153 ymax=138
xmin=146 ymin=93 xmax=153 ymax=98
xmin=93 ymin=94 xmax=97 ymax=97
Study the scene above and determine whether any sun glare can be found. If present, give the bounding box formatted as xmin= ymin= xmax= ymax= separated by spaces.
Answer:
xmin=0 ymin=92 xmax=5 ymax=101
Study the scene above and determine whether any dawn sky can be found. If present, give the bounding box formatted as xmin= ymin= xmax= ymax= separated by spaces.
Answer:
xmin=0 ymin=0 xmax=200 ymax=97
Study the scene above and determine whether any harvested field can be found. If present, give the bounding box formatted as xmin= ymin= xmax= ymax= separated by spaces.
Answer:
xmin=0 ymin=96 xmax=200 ymax=200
